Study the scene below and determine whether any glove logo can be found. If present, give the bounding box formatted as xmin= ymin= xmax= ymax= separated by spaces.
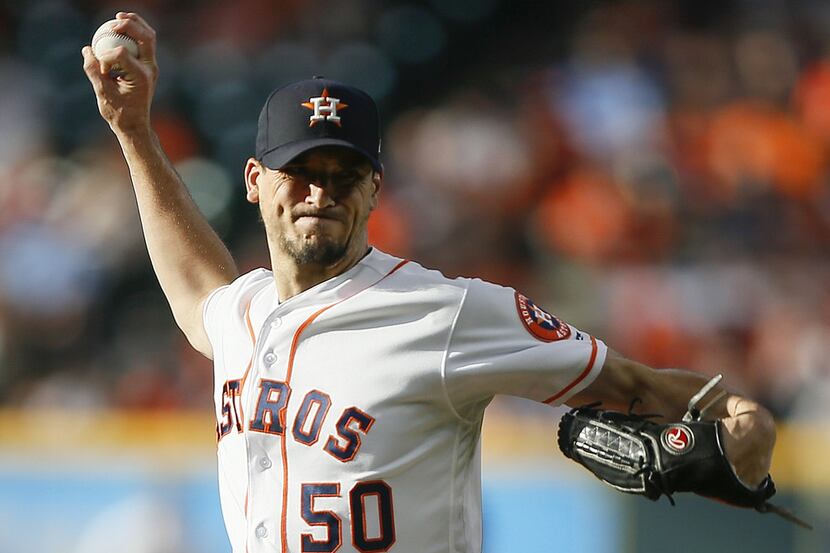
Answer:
xmin=660 ymin=424 xmax=695 ymax=455
xmin=515 ymin=292 xmax=571 ymax=342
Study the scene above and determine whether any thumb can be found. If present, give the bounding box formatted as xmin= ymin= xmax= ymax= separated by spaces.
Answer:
xmin=95 ymin=45 xmax=144 ymax=80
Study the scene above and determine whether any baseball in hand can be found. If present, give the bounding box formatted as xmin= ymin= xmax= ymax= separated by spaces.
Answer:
xmin=91 ymin=19 xmax=139 ymax=59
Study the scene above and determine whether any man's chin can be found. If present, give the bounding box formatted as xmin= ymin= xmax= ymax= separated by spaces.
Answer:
xmin=281 ymin=236 xmax=348 ymax=266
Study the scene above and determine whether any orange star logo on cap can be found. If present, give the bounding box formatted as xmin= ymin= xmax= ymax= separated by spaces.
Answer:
xmin=302 ymin=88 xmax=349 ymax=127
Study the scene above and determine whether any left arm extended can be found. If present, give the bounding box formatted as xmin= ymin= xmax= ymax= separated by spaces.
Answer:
xmin=568 ymin=349 xmax=776 ymax=488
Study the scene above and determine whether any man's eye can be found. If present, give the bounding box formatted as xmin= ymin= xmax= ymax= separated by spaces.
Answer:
xmin=334 ymin=172 xmax=360 ymax=185
xmin=282 ymin=167 xmax=307 ymax=178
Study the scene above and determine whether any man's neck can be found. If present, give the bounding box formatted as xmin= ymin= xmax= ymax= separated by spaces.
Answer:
xmin=270 ymin=243 xmax=371 ymax=302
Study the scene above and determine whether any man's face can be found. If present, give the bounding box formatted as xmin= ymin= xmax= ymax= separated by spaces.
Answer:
xmin=247 ymin=146 xmax=380 ymax=266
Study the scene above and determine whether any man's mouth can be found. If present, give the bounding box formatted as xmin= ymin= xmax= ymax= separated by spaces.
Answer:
xmin=297 ymin=214 xmax=332 ymax=220
xmin=294 ymin=213 xmax=342 ymax=224
xmin=298 ymin=218 xmax=328 ymax=228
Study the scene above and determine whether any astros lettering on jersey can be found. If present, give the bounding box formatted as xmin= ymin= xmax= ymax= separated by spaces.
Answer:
xmin=204 ymin=248 xmax=607 ymax=553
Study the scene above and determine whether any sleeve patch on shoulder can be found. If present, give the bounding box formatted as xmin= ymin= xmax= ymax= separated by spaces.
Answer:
xmin=515 ymin=292 xmax=571 ymax=342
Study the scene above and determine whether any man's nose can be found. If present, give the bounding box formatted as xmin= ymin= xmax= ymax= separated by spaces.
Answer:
xmin=305 ymin=182 xmax=335 ymax=207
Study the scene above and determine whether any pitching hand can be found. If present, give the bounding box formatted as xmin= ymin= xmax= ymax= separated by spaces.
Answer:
xmin=81 ymin=12 xmax=158 ymax=135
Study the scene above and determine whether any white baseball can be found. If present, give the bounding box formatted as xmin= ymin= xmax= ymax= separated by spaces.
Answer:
xmin=91 ymin=19 xmax=139 ymax=59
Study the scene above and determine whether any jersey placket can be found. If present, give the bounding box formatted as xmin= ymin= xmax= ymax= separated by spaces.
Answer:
xmin=244 ymin=308 xmax=296 ymax=553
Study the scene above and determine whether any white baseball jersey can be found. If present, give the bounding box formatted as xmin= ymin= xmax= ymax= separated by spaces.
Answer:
xmin=204 ymin=248 xmax=606 ymax=553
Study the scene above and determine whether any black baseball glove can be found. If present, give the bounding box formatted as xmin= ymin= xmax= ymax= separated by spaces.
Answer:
xmin=557 ymin=375 xmax=811 ymax=529
xmin=556 ymin=402 xmax=775 ymax=509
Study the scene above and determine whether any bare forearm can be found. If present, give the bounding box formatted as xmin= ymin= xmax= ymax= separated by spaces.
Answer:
xmin=622 ymin=361 xmax=767 ymax=423
xmin=118 ymin=127 xmax=237 ymax=341
xmin=637 ymin=365 xmax=725 ymax=421
xmin=573 ymin=352 xmax=718 ymax=419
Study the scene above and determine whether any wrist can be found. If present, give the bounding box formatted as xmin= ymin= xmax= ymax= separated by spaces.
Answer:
xmin=113 ymin=123 xmax=154 ymax=145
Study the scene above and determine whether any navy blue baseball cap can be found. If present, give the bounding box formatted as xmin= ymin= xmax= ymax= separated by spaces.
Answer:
xmin=256 ymin=77 xmax=382 ymax=172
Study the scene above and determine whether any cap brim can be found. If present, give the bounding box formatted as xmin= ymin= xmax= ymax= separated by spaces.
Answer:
xmin=259 ymin=139 xmax=382 ymax=172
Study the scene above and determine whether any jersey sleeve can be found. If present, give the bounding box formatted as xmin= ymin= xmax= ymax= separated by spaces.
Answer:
xmin=443 ymin=278 xmax=607 ymax=418
xmin=202 ymin=268 xmax=272 ymax=354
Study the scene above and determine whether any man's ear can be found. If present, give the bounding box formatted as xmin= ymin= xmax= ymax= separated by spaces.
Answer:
xmin=244 ymin=158 xmax=263 ymax=204
xmin=369 ymin=170 xmax=383 ymax=211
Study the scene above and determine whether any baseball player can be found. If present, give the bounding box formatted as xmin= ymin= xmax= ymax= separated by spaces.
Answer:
xmin=82 ymin=12 xmax=776 ymax=553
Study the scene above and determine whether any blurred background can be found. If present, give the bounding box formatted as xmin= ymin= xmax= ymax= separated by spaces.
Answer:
xmin=0 ymin=0 xmax=828 ymax=551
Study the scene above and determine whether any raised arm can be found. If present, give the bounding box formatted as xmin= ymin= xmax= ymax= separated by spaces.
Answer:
xmin=81 ymin=12 xmax=237 ymax=358
xmin=568 ymin=349 xmax=776 ymax=488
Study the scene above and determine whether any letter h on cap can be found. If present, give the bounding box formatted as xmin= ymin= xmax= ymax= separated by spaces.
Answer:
xmin=303 ymin=88 xmax=349 ymax=127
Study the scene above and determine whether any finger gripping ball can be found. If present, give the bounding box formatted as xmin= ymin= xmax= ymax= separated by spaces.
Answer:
xmin=91 ymin=19 xmax=139 ymax=59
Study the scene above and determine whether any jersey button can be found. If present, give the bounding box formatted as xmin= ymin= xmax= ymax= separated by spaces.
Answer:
xmin=255 ymin=524 xmax=268 ymax=538
xmin=263 ymin=352 xmax=277 ymax=365
xmin=270 ymin=318 xmax=282 ymax=329
xmin=258 ymin=456 xmax=272 ymax=470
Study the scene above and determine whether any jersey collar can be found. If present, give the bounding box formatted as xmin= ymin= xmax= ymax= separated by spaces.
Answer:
xmin=269 ymin=247 xmax=403 ymax=312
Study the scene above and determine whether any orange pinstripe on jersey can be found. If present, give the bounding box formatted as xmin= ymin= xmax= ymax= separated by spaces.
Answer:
xmin=239 ymin=301 xmax=257 ymax=420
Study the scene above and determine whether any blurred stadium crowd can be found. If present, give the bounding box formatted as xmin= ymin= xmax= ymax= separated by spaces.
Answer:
xmin=0 ymin=0 xmax=828 ymax=419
